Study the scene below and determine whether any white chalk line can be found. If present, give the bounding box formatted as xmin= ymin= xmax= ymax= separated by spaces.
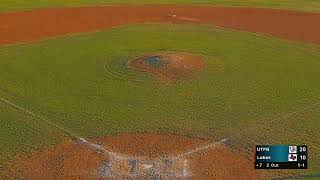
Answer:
xmin=0 ymin=97 xmax=115 ymax=155
xmin=95 ymin=138 xmax=229 ymax=178
xmin=276 ymin=101 xmax=320 ymax=121
xmin=6 ymin=96 xmax=319 ymax=178
xmin=0 ymin=96 xmax=226 ymax=178
xmin=0 ymin=97 xmax=76 ymax=139
xmin=78 ymin=138 xmax=125 ymax=159
xmin=173 ymin=138 xmax=228 ymax=160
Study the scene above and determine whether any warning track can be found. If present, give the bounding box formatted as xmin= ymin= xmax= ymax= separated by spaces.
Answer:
xmin=0 ymin=5 xmax=320 ymax=45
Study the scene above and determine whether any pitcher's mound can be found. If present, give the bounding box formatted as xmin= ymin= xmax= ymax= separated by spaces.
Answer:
xmin=6 ymin=133 xmax=268 ymax=179
xmin=129 ymin=52 xmax=204 ymax=81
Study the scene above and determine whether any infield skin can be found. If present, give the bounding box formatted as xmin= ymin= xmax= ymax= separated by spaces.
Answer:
xmin=6 ymin=133 xmax=269 ymax=179
xmin=1 ymin=4 xmax=318 ymax=180
xmin=0 ymin=6 xmax=320 ymax=45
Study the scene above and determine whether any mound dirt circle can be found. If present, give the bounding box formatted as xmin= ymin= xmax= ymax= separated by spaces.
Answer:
xmin=129 ymin=52 xmax=204 ymax=81
xmin=6 ymin=133 xmax=269 ymax=179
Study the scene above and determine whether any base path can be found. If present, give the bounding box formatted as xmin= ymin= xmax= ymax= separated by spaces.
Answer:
xmin=6 ymin=133 xmax=269 ymax=179
xmin=0 ymin=5 xmax=320 ymax=45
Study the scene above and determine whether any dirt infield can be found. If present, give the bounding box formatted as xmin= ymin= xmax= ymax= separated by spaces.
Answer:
xmin=129 ymin=52 xmax=204 ymax=81
xmin=0 ymin=6 xmax=320 ymax=45
xmin=5 ymin=133 xmax=269 ymax=179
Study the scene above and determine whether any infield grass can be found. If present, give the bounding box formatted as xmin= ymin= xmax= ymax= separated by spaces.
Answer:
xmin=1 ymin=0 xmax=320 ymax=12
xmin=0 ymin=24 xmax=319 ymax=175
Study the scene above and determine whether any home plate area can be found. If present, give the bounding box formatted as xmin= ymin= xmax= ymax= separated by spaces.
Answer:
xmin=7 ymin=133 xmax=268 ymax=179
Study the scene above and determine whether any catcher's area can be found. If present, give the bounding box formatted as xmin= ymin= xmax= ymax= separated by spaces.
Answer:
xmin=7 ymin=133 xmax=268 ymax=179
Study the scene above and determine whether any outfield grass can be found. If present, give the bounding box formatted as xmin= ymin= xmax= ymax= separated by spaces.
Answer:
xmin=1 ymin=0 xmax=320 ymax=12
xmin=0 ymin=24 xmax=319 ymax=175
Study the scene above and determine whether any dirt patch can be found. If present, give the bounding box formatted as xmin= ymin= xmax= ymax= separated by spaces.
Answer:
xmin=5 ymin=133 xmax=269 ymax=179
xmin=0 ymin=6 xmax=320 ymax=45
xmin=129 ymin=52 xmax=204 ymax=81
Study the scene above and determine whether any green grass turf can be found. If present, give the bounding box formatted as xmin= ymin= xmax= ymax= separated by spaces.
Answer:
xmin=0 ymin=100 xmax=68 ymax=173
xmin=0 ymin=24 xmax=319 ymax=175
xmin=1 ymin=0 xmax=320 ymax=12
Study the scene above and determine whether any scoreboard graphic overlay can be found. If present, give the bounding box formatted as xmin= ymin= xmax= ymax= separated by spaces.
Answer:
xmin=255 ymin=145 xmax=307 ymax=169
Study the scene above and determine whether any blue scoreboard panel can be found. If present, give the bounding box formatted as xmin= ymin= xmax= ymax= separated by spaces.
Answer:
xmin=255 ymin=145 xmax=307 ymax=169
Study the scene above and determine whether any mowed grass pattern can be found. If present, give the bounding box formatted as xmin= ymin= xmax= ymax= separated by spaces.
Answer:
xmin=0 ymin=101 xmax=68 ymax=173
xmin=1 ymin=0 xmax=320 ymax=12
xmin=0 ymin=24 xmax=319 ymax=174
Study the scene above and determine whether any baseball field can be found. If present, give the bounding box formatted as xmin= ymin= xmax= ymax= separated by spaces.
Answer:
xmin=0 ymin=1 xmax=319 ymax=179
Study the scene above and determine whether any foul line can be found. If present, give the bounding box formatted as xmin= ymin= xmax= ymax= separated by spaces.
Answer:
xmin=0 ymin=96 xmax=141 ymax=158
xmin=0 ymin=96 xmax=234 ymax=178
xmin=0 ymin=97 xmax=77 ymax=139
xmin=2 ymin=95 xmax=318 ymax=178
xmin=279 ymin=101 xmax=320 ymax=121
xmin=173 ymin=138 xmax=228 ymax=160
xmin=0 ymin=97 xmax=114 ymax=154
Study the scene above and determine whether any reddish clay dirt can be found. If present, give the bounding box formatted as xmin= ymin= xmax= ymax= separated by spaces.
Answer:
xmin=0 ymin=6 xmax=320 ymax=45
xmin=5 ymin=133 xmax=270 ymax=179
xmin=129 ymin=52 xmax=204 ymax=81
